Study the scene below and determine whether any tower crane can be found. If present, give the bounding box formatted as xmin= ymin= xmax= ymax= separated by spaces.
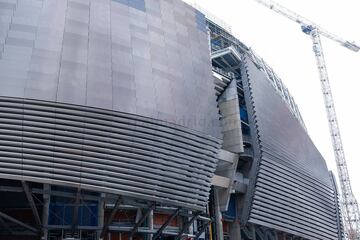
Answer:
xmin=253 ymin=0 xmax=360 ymax=239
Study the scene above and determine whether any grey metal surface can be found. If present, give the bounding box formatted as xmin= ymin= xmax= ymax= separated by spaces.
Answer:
xmin=217 ymin=79 xmax=243 ymax=153
xmin=330 ymin=171 xmax=345 ymax=239
xmin=0 ymin=97 xmax=220 ymax=210
xmin=0 ymin=0 xmax=222 ymax=210
xmin=0 ymin=0 xmax=220 ymax=138
xmin=242 ymin=56 xmax=340 ymax=239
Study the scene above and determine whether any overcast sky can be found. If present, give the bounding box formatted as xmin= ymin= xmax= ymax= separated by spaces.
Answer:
xmin=182 ymin=0 xmax=360 ymax=201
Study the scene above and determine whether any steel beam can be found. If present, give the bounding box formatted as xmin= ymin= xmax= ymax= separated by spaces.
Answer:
xmin=194 ymin=220 xmax=211 ymax=240
xmin=72 ymin=188 xmax=81 ymax=233
xmin=21 ymin=181 xmax=42 ymax=229
xmin=129 ymin=203 xmax=156 ymax=239
xmin=97 ymin=193 xmax=105 ymax=240
xmin=153 ymin=207 xmax=181 ymax=240
xmin=147 ymin=208 xmax=154 ymax=240
xmin=214 ymin=189 xmax=224 ymax=240
xmin=0 ymin=211 xmax=38 ymax=233
xmin=33 ymin=188 xmax=101 ymax=201
xmin=100 ymin=196 xmax=123 ymax=239
xmin=242 ymin=225 xmax=252 ymax=239
xmin=175 ymin=211 xmax=201 ymax=240
xmin=0 ymin=186 xmax=23 ymax=192
xmin=251 ymin=224 xmax=256 ymax=240
xmin=0 ymin=216 xmax=14 ymax=234
xmin=42 ymin=184 xmax=50 ymax=240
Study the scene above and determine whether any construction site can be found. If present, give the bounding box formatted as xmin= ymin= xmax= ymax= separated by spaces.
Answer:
xmin=0 ymin=0 xmax=359 ymax=239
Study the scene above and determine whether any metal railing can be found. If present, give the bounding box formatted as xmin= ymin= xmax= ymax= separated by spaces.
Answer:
xmin=212 ymin=66 xmax=234 ymax=79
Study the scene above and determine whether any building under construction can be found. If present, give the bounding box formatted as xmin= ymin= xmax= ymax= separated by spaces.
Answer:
xmin=0 ymin=0 xmax=343 ymax=239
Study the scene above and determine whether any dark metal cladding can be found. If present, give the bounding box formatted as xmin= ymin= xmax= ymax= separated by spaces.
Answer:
xmin=0 ymin=0 xmax=221 ymax=210
xmin=242 ymin=55 xmax=340 ymax=239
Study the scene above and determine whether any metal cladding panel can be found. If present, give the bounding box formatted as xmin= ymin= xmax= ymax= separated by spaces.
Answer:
xmin=0 ymin=0 xmax=221 ymax=210
xmin=0 ymin=97 xmax=220 ymax=210
xmin=242 ymin=56 xmax=340 ymax=239
xmin=0 ymin=0 xmax=220 ymax=138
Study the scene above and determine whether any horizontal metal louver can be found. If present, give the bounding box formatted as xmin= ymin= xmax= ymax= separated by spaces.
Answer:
xmin=242 ymin=56 xmax=340 ymax=239
xmin=0 ymin=97 xmax=221 ymax=210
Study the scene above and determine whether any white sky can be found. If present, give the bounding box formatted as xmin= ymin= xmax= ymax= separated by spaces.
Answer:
xmin=182 ymin=0 xmax=360 ymax=201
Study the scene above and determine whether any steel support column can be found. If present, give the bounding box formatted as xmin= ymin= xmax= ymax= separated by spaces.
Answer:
xmin=153 ymin=207 xmax=181 ymax=240
xmin=214 ymin=189 xmax=224 ymax=240
xmin=229 ymin=221 xmax=241 ymax=240
xmin=194 ymin=220 xmax=211 ymax=240
xmin=147 ymin=208 xmax=154 ymax=240
xmin=175 ymin=211 xmax=201 ymax=240
xmin=251 ymin=224 xmax=256 ymax=240
xmin=274 ymin=230 xmax=279 ymax=240
xmin=129 ymin=203 xmax=156 ymax=240
xmin=100 ymin=196 xmax=122 ymax=239
xmin=42 ymin=184 xmax=50 ymax=240
xmin=72 ymin=188 xmax=81 ymax=234
xmin=97 ymin=193 xmax=105 ymax=240
xmin=21 ymin=181 xmax=42 ymax=230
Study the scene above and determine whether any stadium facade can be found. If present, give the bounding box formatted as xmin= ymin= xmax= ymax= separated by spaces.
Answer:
xmin=0 ymin=0 xmax=343 ymax=239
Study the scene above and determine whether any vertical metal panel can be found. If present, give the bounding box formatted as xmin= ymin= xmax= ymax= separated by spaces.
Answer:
xmin=242 ymin=56 xmax=340 ymax=239
xmin=0 ymin=0 xmax=221 ymax=210
xmin=0 ymin=0 xmax=221 ymax=138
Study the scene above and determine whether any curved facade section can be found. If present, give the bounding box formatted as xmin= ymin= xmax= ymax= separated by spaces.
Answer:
xmin=0 ymin=97 xmax=220 ymax=210
xmin=242 ymin=56 xmax=340 ymax=239
xmin=0 ymin=0 xmax=220 ymax=137
xmin=0 ymin=0 xmax=221 ymax=211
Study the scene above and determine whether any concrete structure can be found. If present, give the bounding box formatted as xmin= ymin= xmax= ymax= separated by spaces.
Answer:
xmin=0 ymin=0 xmax=343 ymax=240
